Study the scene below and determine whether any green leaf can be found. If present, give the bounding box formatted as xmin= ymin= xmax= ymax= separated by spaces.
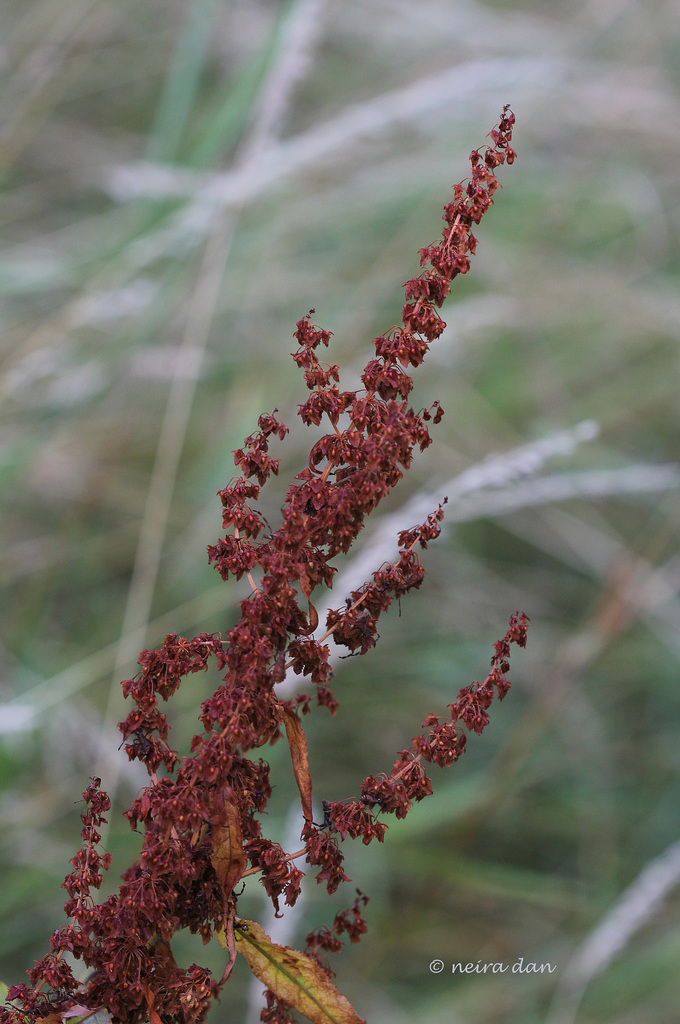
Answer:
xmin=235 ymin=919 xmax=365 ymax=1024
xmin=0 ymin=981 xmax=8 ymax=1001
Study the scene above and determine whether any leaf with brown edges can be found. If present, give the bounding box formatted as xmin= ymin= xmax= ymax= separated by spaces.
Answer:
xmin=235 ymin=919 xmax=365 ymax=1024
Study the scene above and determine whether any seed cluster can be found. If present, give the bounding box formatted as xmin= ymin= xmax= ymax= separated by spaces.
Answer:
xmin=2 ymin=108 xmax=523 ymax=1024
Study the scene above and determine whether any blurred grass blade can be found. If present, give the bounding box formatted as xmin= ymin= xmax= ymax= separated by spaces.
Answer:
xmin=189 ymin=14 xmax=284 ymax=169
xmin=146 ymin=0 xmax=222 ymax=164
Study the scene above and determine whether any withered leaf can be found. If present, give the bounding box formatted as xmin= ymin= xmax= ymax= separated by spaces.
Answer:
xmin=282 ymin=705 xmax=313 ymax=823
xmin=215 ymin=905 xmax=238 ymax=984
xmin=211 ymin=787 xmax=247 ymax=899
xmin=235 ymin=919 xmax=365 ymax=1024
xmin=142 ymin=985 xmax=163 ymax=1024
xmin=307 ymin=598 xmax=319 ymax=633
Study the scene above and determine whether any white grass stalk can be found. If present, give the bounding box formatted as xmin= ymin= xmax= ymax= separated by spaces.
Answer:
xmin=108 ymin=56 xmax=679 ymax=207
xmin=546 ymin=837 xmax=680 ymax=1024
xmin=237 ymin=0 xmax=329 ymax=168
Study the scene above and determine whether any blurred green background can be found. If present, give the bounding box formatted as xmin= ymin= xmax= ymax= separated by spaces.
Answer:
xmin=1 ymin=1 xmax=680 ymax=1022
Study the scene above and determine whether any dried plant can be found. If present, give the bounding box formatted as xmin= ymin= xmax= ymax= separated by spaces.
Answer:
xmin=1 ymin=107 xmax=527 ymax=1024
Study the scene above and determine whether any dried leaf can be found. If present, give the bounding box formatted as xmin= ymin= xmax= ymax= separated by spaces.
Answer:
xmin=307 ymin=598 xmax=319 ymax=633
xmin=235 ymin=919 xmax=365 ymax=1024
xmin=142 ymin=985 xmax=163 ymax=1024
xmin=211 ymin=787 xmax=247 ymax=898
xmin=190 ymin=821 xmax=208 ymax=847
xmin=282 ymin=706 xmax=313 ymax=823
xmin=215 ymin=906 xmax=238 ymax=984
